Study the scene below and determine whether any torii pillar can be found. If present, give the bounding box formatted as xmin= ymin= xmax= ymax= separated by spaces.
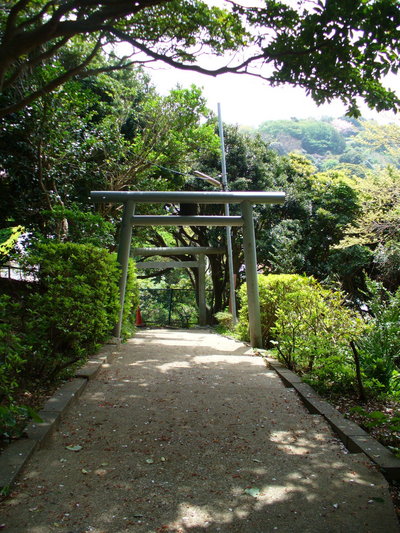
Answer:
xmin=91 ymin=191 xmax=285 ymax=348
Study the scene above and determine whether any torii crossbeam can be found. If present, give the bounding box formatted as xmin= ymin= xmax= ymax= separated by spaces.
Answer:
xmin=90 ymin=190 xmax=285 ymax=348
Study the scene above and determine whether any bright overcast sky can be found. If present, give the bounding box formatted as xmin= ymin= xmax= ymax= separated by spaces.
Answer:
xmin=148 ymin=65 xmax=400 ymax=128
xmin=143 ymin=0 xmax=400 ymax=127
xmin=115 ymin=0 xmax=400 ymax=128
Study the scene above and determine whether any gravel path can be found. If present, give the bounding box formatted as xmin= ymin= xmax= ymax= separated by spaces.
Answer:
xmin=1 ymin=328 xmax=398 ymax=532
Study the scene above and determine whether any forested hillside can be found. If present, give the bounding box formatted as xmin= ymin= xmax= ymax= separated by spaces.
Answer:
xmin=257 ymin=117 xmax=400 ymax=174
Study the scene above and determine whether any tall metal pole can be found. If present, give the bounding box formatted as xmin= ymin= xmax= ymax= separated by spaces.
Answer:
xmin=115 ymin=200 xmax=135 ymax=338
xmin=198 ymin=253 xmax=207 ymax=326
xmin=241 ymin=201 xmax=263 ymax=348
xmin=218 ymin=103 xmax=237 ymax=324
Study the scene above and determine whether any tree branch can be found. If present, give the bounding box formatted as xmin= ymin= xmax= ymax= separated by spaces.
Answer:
xmin=0 ymin=40 xmax=102 ymax=117
xmin=108 ymin=28 xmax=266 ymax=76
xmin=3 ymin=36 xmax=71 ymax=91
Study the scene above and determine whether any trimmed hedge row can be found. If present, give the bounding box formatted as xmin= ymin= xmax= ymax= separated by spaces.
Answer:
xmin=0 ymin=241 xmax=139 ymax=438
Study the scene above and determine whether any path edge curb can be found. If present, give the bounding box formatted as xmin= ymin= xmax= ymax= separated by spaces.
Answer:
xmin=265 ymin=356 xmax=400 ymax=482
xmin=0 ymin=338 xmax=120 ymax=496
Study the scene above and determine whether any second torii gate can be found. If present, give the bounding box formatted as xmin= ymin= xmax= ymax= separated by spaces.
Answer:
xmin=133 ymin=246 xmax=224 ymax=327
xmin=90 ymin=190 xmax=285 ymax=348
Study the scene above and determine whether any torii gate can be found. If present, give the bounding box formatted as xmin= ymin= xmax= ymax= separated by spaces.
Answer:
xmin=133 ymin=246 xmax=225 ymax=327
xmin=90 ymin=190 xmax=285 ymax=348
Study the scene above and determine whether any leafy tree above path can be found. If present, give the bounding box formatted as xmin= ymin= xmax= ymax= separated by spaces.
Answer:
xmin=1 ymin=1 xmax=400 ymax=117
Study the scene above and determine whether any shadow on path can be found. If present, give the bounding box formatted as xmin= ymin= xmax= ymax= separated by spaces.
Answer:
xmin=0 ymin=329 xmax=398 ymax=532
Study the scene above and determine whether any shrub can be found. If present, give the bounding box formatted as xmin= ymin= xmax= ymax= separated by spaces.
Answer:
xmin=357 ymin=278 xmax=400 ymax=394
xmin=22 ymin=242 xmax=121 ymax=380
xmin=121 ymin=258 xmax=140 ymax=338
xmin=302 ymin=354 xmax=357 ymax=395
xmin=0 ymin=295 xmax=27 ymax=437
xmin=214 ymin=311 xmax=234 ymax=331
xmin=237 ymin=273 xmax=365 ymax=397
xmin=237 ymin=274 xmax=315 ymax=347
xmin=0 ymin=296 xmax=25 ymax=397
xmin=271 ymin=280 xmax=364 ymax=371
xmin=0 ymin=242 xmax=139 ymax=439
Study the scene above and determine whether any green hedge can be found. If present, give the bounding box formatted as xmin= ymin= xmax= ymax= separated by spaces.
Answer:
xmin=121 ymin=257 xmax=139 ymax=339
xmin=237 ymin=274 xmax=364 ymax=393
xmin=0 ymin=241 xmax=138 ymax=438
xmin=22 ymin=242 xmax=121 ymax=379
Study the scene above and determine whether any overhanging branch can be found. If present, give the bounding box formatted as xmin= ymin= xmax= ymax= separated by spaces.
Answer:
xmin=0 ymin=39 xmax=102 ymax=118
xmin=108 ymin=28 xmax=267 ymax=76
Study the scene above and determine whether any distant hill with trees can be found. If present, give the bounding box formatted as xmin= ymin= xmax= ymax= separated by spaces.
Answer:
xmin=256 ymin=117 xmax=400 ymax=174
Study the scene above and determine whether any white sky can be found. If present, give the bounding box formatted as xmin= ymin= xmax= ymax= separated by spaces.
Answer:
xmin=147 ymin=64 xmax=400 ymax=127
xmin=114 ymin=0 xmax=400 ymax=128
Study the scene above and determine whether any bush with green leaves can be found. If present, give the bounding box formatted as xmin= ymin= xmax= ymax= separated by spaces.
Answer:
xmin=237 ymin=274 xmax=365 ymax=394
xmin=121 ymin=258 xmax=140 ymax=338
xmin=0 ymin=295 xmax=28 ymax=437
xmin=0 ymin=296 xmax=24 ymax=394
xmin=0 ymin=242 xmax=138 ymax=439
xmin=356 ymin=278 xmax=400 ymax=395
xmin=214 ymin=310 xmax=234 ymax=331
xmin=21 ymin=242 xmax=129 ymax=380
xmin=302 ymin=354 xmax=357 ymax=395
xmin=271 ymin=279 xmax=364 ymax=372
xmin=237 ymin=274 xmax=317 ymax=348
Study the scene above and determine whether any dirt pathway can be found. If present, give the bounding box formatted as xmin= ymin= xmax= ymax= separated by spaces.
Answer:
xmin=0 ymin=329 xmax=398 ymax=532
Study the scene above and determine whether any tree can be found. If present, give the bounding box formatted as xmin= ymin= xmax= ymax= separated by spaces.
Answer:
xmin=259 ymin=119 xmax=347 ymax=156
xmin=339 ymin=166 xmax=400 ymax=249
xmin=1 ymin=1 xmax=400 ymax=118
xmin=254 ymin=155 xmax=361 ymax=280
xmin=350 ymin=122 xmax=400 ymax=167
xmin=0 ymin=56 xmax=219 ymax=230
xmin=301 ymin=121 xmax=346 ymax=155
xmin=337 ymin=166 xmax=400 ymax=290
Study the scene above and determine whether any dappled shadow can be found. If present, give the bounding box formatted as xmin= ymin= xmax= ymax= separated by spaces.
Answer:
xmin=1 ymin=329 xmax=397 ymax=532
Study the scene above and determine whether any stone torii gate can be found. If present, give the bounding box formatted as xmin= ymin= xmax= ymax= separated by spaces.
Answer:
xmin=133 ymin=246 xmax=224 ymax=327
xmin=90 ymin=190 xmax=285 ymax=348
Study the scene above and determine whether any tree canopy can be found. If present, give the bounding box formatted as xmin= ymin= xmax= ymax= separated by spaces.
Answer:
xmin=1 ymin=0 xmax=400 ymax=118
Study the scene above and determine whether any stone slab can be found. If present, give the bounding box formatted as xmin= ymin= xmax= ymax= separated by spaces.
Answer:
xmin=264 ymin=356 xmax=285 ymax=369
xmin=24 ymin=411 xmax=61 ymax=445
xmin=299 ymin=393 xmax=340 ymax=418
xmin=75 ymin=361 xmax=103 ymax=380
xmin=350 ymin=435 xmax=400 ymax=481
xmin=0 ymin=439 xmax=38 ymax=491
xmin=273 ymin=368 xmax=303 ymax=387
xmin=95 ymin=344 xmax=119 ymax=363
xmin=41 ymin=378 xmax=86 ymax=413
xmin=326 ymin=415 xmax=369 ymax=446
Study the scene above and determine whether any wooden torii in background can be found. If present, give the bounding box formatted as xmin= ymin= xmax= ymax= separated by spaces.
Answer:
xmin=90 ymin=190 xmax=285 ymax=348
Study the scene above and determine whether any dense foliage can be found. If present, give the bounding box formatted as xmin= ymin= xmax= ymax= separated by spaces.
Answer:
xmin=258 ymin=117 xmax=400 ymax=172
xmin=1 ymin=1 xmax=400 ymax=118
xmin=236 ymin=274 xmax=399 ymax=401
xmin=0 ymin=242 xmax=138 ymax=439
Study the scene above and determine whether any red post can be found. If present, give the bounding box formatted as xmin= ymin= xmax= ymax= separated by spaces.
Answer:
xmin=135 ymin=307 xmax=144 ymax=327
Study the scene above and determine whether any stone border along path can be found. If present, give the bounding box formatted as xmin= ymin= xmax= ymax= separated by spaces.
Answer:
xmin=264 ymin=356 xmax=400 ymax=483
xmin=0 ymin=328 xmax=399 ymax=532
xmin=0 ymin=340 xmax=120 ymax=494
